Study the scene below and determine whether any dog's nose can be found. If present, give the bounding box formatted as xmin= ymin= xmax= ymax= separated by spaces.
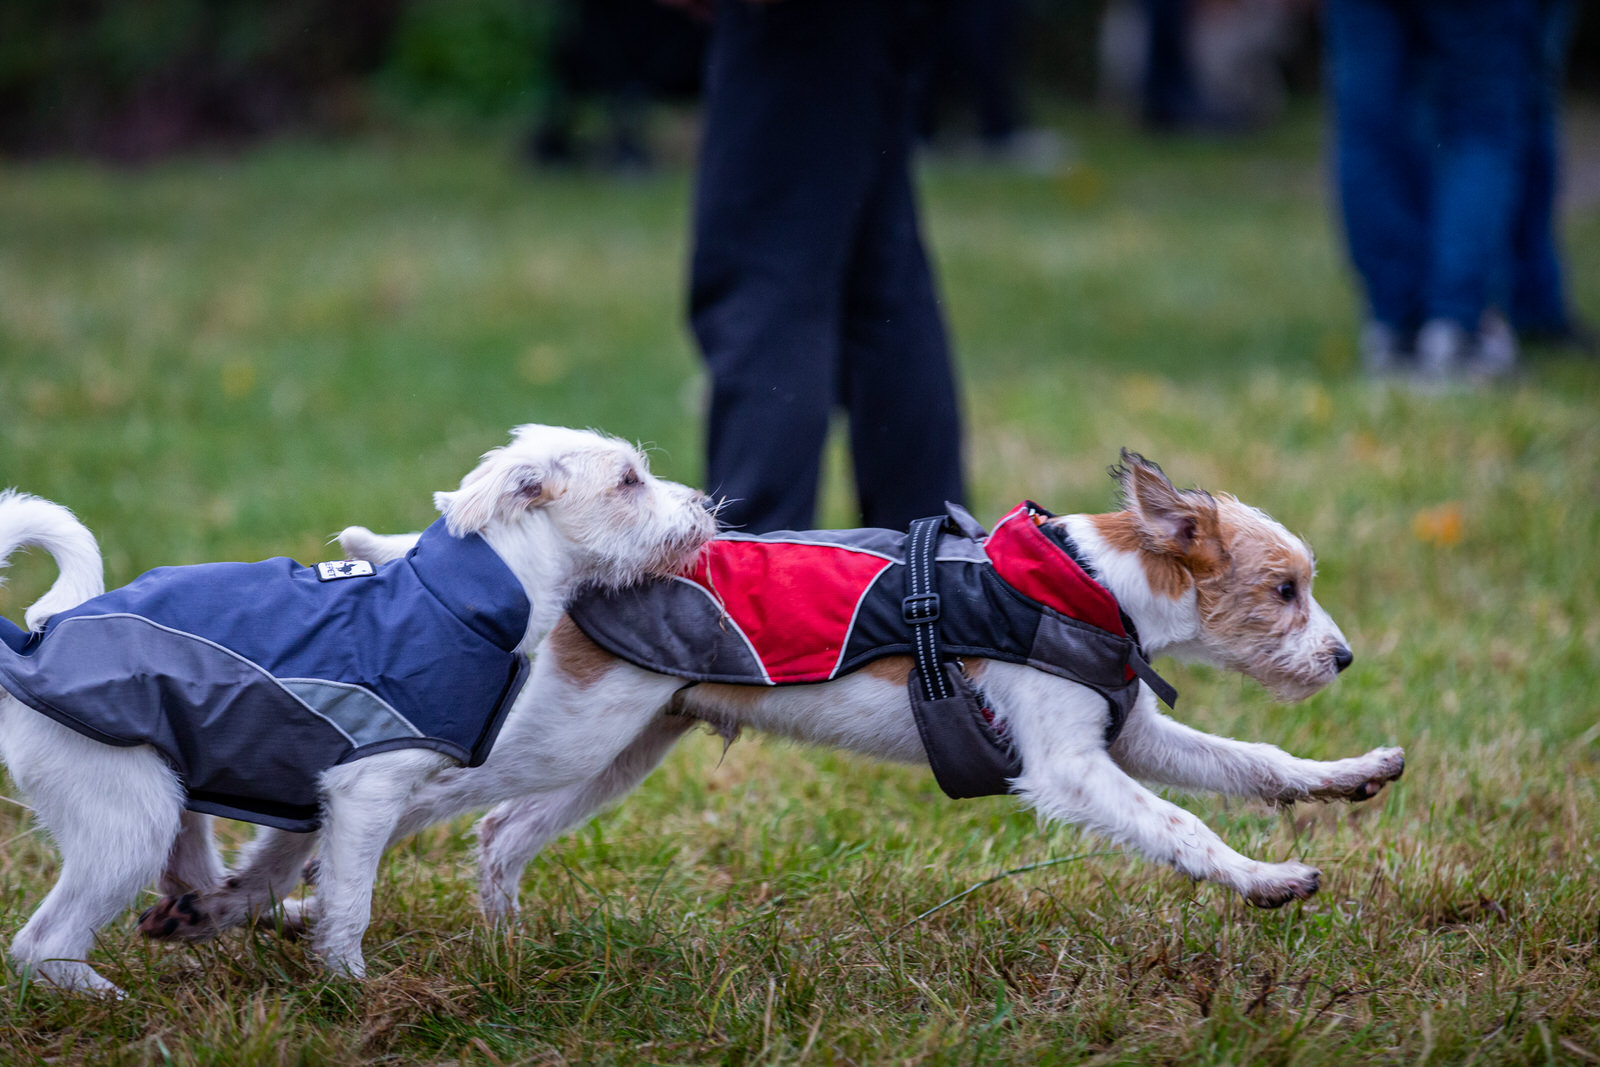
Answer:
xmin=1332 ymin=645 xmax=1354 ymax=673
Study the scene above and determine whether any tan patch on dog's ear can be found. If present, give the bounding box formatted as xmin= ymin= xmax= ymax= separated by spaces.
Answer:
xmin=545 ymin=616 xmax=617 ymax=689
xmin=1088 ymin=512 xmax=1191 ymax=599
xmin=1097 ymin=451 xmax=1230 ymax=597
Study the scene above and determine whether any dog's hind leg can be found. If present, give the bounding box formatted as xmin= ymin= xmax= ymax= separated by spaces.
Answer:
xmin=1109 ymin=699 xmax=1405 ymax=805
xmin=159 ymin=812 xmax=225 ymax=896
xmin=4 ymin=713 xmax=183 ymax=994
xmin=211 ymin=711 xmax=694 ymax=935
xmin=139 ymin=825 xmax=319 ymax=942
xmin=474 ymin=714 xmax=694 ymax=923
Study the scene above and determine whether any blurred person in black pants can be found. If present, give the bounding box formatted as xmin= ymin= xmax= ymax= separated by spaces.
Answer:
xmin=1141 ymin=0 xmax=1203 ymax=131
xmin=527 ymin=0 xmax=706 ymax=170
xmin=917 ymin=0 xmax=1022 ymax=149
xmin=690 ymin=0 xmax=967 ymax=533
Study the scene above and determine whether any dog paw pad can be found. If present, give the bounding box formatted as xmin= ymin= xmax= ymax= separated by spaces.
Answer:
xmin=1246 ymin=867 xmax=1320 ymax=909
xmin=137 ymin=892 xmax=211 ymax=941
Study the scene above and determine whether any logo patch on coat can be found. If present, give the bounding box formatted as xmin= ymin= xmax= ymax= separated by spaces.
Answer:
xmin=315 ymin=559 xmax=376 ymax=582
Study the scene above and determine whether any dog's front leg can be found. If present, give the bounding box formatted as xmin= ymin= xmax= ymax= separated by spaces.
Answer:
xmin=312 ymin=749 xmax=450 ymax=978
xmin=159 ymin=811 xmax=226 ymax=896
xmin=1015 ymin=749 xmax=1322 ymax=907
xmin=993 ymin=665 xmax=1320 ymax=907
xmin=1110 ymin=696 xmax=1405 ymax=805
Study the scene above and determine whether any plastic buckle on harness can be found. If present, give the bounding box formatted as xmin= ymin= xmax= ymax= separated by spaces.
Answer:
xmin=902 ymin=592 xmax=941 ymax=625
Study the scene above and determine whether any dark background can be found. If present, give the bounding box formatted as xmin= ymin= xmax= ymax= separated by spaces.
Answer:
xmin=4 ymin=0 xmax=1596 ymax=163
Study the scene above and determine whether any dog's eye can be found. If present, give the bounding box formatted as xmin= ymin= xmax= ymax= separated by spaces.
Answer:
xmin=1275 ymin=581 xmax=1297 ymax=602
xmin=621 ymin=469 xmax=641 ymax=488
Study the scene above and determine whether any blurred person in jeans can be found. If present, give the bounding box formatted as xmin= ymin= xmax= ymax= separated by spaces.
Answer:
xmin=689 ymin=0 xmax=966 ymax=533
xmin=1510 ymin=0 xmax=1593 ymax=353
xmin=1324 ymin=0 xmax=1529 ymax=381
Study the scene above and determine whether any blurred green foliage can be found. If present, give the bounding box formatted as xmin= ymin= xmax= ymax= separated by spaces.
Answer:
xmin=1 ymin=1 xmax=1595 ymax=160
xmin=0 ymin=0 xmax=400 ymax=159
xmin=379 ymin=0 xmax=552 ymax=117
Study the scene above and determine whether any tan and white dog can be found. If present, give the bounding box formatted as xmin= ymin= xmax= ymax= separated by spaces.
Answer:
xmin=145 ymin=453 xmax=1403 ymax=951
xmin=0 ymin=425 xmax=716 ymax=992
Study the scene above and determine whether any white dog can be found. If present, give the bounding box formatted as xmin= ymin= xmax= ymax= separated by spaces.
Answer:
xmin=0 ymin=425 xmax=715 ymax=992
xmin=147 ymin=453 xmax=1403 ymax=948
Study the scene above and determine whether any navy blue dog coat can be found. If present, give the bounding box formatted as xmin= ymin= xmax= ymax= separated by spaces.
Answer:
xmin=569 ymin=503 xmax=1175 ymax=799
xmin=0 ymin=520 xmax=530 ymax=831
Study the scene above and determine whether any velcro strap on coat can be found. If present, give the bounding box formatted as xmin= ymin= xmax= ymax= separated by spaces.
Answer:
xmin=1127 ymin=647 xmax=1178 ymax=709
xmin=904 ymin=515 xmax=950 ymax=702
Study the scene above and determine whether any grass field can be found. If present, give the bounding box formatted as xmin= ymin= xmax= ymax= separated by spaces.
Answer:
xmin=1 ymin=105 xmax=1598 ymax=1065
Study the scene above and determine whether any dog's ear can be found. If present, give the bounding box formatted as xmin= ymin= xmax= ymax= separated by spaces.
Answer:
xmin=435 ymin=451 xmax=567 ymax=535
xmin=1114 ymin=450 xmax=1221 ymax=560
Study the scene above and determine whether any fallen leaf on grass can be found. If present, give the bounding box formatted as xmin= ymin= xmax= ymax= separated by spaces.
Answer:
xmin=1413 ymin=504 xmax=1465 ymax=547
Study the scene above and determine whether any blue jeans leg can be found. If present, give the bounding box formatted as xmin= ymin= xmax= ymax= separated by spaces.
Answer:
xmin=1418 ymin=0 xmax=1525 ymax=328
xmin=1325 ymin=0 xmax=1427 ymax=333
xmin=1511 ymin=0 xmax=1576 ymax=333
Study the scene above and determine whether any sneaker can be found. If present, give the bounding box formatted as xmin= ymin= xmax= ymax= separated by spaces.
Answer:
xmin=985 ymin=128 xmax=1072 ymax=175
xmin=1416 ymin=318 xmax=1473 ymax=381
xmin=1469 ymin=311 xmax=1518 ymax=380
xmin=1359 ymin=321 xmax=1409 ymax=377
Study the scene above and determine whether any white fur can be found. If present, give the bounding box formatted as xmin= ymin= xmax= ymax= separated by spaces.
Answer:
xmin=0 ymin=491 xmax=104 ymax=631
xmin=0 ymin=425 xmax=715 ymax=991
xmin=150 ymin=453 xmax=1406 ymax=946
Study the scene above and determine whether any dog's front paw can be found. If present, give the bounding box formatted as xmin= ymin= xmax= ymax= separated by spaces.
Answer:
xmin=138 ymin=892 xmax=217 ymax=942
xmin=314 ymin=943 xmax=367 ymax=980
xmin=1311 ymin=746 xmax=1406 ymax=803
xmin=1244 ymin=862 xmax=1321 ymax=909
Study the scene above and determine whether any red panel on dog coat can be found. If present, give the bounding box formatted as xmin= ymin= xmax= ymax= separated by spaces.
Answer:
xmin=681 ymin=540 xmax=893 ymax=684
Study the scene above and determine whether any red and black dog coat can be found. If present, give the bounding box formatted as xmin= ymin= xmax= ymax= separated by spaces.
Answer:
xmin=569 ymin=503 xmax=1176 ymax=798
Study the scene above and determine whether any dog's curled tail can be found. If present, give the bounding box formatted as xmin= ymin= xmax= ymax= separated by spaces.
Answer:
xmin=0 ymin=490 xmax=105 ymax=632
